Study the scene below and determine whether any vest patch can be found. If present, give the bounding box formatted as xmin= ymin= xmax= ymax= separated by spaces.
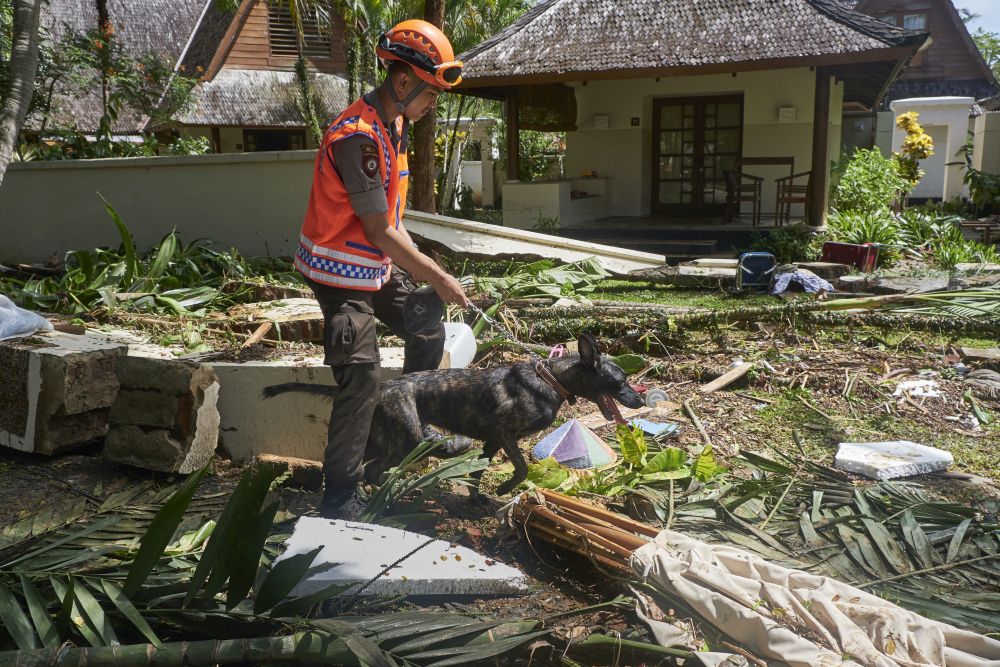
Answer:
xmin=360 ymin=143 xmax=379 ymax=179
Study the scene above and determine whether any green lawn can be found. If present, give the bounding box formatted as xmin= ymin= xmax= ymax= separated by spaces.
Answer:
xmin=593 ymin=280 xmax=775 ymax=310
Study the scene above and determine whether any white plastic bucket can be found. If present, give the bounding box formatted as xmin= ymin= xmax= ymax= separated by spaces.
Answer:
xmin=442 ymin=322 xmax=477 ymax=369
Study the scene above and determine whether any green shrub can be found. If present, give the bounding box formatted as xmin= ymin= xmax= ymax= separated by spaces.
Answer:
xmin=166 ymin=135 xmax=212 ymax=156
xmin=834 ymin=148 xmax=907 ymax=215
xmin=964 ymin=166 xmax=1000 ymax=214
xmin=748 ymin=224 xmax=828 ymax=264
xmin=895 ymin=210 xmax=964 ymax=249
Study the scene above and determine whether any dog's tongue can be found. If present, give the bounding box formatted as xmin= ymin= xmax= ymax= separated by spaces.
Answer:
xmin=597 ymin=393 xmax=627 ymax=425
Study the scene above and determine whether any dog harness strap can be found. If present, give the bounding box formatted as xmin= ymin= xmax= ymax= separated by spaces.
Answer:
xmin=535 ymin=361 xmax=576 ymax=404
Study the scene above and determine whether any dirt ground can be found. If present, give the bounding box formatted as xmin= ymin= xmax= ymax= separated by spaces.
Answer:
xmin=2 ymin=309 xmax=998 ymax=659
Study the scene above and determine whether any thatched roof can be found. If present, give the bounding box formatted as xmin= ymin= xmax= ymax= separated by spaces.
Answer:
xmin=37 ymin=0 xmax=207 ymax=134
xmin=172 ymin=69 xmax=348 ymax=127
xmin=35 ymin=0 xmax=349 ymax=134
xmin=458 ymin=0 xmax=926 ymax=87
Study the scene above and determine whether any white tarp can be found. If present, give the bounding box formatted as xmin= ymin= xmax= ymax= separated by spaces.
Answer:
xmin=630 ymin=530 xmax=1000 ymax=667
xmin=0 ymin=295 xmax=53 ymax=341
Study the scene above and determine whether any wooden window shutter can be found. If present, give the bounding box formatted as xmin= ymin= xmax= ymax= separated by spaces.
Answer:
xmin=267 ymin=2 xmax=331 ymax=58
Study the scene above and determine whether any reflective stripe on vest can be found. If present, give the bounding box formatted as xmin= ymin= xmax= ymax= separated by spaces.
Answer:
xmin=297 ymin=97 xmax=404 ymax=291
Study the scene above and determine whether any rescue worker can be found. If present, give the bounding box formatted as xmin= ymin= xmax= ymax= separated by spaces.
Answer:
xmin=295 ymin=19 xmax=471 ymax=519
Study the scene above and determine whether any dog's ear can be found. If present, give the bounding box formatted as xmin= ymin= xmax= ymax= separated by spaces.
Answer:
xmin=578 ymin=332 xmax=601 ymax=370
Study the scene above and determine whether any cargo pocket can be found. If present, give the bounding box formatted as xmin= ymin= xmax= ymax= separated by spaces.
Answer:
xmin=324 ymin=311 xmax=379 ymax=367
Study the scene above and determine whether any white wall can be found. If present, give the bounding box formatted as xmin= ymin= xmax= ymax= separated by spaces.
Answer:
xmin=565 ymin=68 xmax=843 ymax=217
xmin=888 ymin=97 xmax=974 ymax=201
xmin=973 ymin=113 xmax=1000 ymax=176
xmin=1 ymin=151 xmax=316 ymax=264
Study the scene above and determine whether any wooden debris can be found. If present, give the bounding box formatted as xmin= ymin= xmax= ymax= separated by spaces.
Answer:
xmin=242 ymin=321 xmax=274 ymax=348
xmin=699 ymin=363 xmax=753 ymax=393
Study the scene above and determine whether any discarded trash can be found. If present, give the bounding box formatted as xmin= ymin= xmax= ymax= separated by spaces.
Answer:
xmin=532 ymin=419 xmax=617 ymax=468
xmin=0 ymin=294 xmax=54 ymax=341
xmin=699 ymin=362 xmax=753 ymax=393
xmin=736 ymin=252 xmax=776 ymax=292
xmin=834 ymin=440 xmax=953 ymax=479
xmin=769 ymin=268 xmax=834 ymax=296
xmin=276 ymin=516 xmax=529 ymax=597
xmin=644 ymin=388 xmax=669 ymax=407
xmin=442 ymin=321 xmax=476 ymax=369
xmin=893 ymin=379 xmax=942 ymax=399
xmin=629 ymin=418 xmax=680 ymax=439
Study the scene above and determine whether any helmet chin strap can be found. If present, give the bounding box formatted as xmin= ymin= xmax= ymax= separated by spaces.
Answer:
xmin=387 ymin=69 xmax=430 ymax=115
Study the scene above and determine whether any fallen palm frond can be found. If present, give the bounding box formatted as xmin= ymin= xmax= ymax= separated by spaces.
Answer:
xmin=512 ymin=289 xmax=1000 ymax=350
xmin=511 ymin=450 xmax=1000 ymax=635
xmin=509 ymin=487 xmax=1000 ymax=664
xmin=0 ymin=465 xmax=552 ymax=666
xmin=361 ymin=440 xmax=489 ymax=525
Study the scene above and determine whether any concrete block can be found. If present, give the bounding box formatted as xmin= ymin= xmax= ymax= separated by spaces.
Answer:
xmin=958 ymin=347 xmax=1000 ymax=363
xmin=792 ymin=262 xmax=852 ymax=281
xmin=212 ymin=347 xmax=404 ymax=463
xmin=834 ymin=441 xmax=953 ymax=480
xmin=0 ymin=332 xmax=126 ymax=454
xmin=871 ymin=277 xmax=949 ymax=295
xmin=103 ymin=357 xmax=220 ymax=473
xmin=277 ymin=516 xmax=530 ymax=597
xmin=256 ymin=454 xmax=323 ymax=490
xmin=953 ymin=262 xmax=1000 ymax=275
xmin=225 ymin=298 xmax=324 ymax=343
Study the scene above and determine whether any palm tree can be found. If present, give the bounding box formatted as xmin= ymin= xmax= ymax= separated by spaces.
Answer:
xmin=0 ymin=0 xmax=42 ymax=188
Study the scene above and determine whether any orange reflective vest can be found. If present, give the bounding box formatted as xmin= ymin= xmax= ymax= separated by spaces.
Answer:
xmin=296 ymin=97 xmax=410 ymax=291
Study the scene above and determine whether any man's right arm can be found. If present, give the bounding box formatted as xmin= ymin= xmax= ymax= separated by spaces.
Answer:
xmin=331 ymin=136 xmax=468 ymax=306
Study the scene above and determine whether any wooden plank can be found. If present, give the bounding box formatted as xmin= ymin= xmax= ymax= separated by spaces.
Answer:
xmin=699 ymin=363 xmax=753 ymax=393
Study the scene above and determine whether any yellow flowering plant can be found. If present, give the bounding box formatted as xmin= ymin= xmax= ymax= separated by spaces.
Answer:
xmin=894 ymin=112 xmax=934 ymax=194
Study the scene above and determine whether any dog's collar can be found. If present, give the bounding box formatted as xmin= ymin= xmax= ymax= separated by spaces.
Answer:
xmin=535 ymin=361 xmax=576 ymax=404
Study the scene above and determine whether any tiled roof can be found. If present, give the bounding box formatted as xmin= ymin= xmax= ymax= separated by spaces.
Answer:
xmin=172 ymin=68 xmax=349 ymax=127
xmin=458 ymin=0 xmax=925 ymax=84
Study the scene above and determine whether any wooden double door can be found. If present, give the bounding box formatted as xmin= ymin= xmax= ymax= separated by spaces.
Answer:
xmin=652 ymin=95 xmax=744 ymax=216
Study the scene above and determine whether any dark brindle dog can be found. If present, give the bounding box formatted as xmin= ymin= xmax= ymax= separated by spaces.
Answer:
xmin=263 ymin=333 xmax=644 ymax=495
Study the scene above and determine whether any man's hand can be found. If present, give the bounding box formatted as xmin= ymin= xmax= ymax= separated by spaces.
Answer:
xmin=430 ymin=272 xmax=469 ymax=307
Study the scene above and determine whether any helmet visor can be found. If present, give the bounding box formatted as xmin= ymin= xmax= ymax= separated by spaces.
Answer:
xmin=379 ymin=33 xmax=463 ymax=87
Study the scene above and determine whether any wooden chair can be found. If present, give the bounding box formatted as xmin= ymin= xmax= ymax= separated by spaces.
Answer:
xmin=723 ymin=170 xmax=764 ymax=226
xmin=774 ymin=171 xmax=812 ymax=227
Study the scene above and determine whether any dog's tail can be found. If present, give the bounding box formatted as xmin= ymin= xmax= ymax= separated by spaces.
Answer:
xmin=261 ymin=382 xmax=339 ymax=401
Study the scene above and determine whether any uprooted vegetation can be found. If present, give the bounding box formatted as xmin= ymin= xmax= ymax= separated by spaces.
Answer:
xmin=2 ymin=212 xmax=1000 ymax=662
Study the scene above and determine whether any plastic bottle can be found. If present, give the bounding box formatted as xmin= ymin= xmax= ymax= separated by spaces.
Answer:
xmin=442 ymin=322 xmax=477 ymax=369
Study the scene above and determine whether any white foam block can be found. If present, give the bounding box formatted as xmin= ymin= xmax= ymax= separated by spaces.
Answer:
xmin=834 ymin=441 xmax=953 ymax=480
xmin=276 ymin=516 xmax=531 ymax=597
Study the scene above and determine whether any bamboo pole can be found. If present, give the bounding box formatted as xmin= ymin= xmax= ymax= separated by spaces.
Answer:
xmin=0 ymin=632 xmax=357 ymax=667
xmin=537 ymin=490 xmax=660 ymax=538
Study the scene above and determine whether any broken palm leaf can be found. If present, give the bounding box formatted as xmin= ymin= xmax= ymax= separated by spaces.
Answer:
xmin=98 ymin=580 xmax=162 ymax=648
xmin=252 ymin=546 xmax=321 ymax=615
xmin=124 ymin=467 xmax=208 ymax=597
xmin=18 ymin=576 xmax=58 ymax=649
xmin=0 ymin=581 xmax=38 ymax=650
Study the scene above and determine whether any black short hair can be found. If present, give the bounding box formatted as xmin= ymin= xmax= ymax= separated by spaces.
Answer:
xmin=386 ymin=60 xmax=412 ymax=79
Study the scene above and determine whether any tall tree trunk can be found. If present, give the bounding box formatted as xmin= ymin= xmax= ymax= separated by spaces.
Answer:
xmin=95 ymin=0 xmax=112 ymax=139
xmin=0 ymin=0 xmax=42 ymax=189
xmin=408 ymin=0 xmax=444 ymax=213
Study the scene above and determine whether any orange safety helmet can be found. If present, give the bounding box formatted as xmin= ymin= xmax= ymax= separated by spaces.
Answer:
xmin=377 ymin=19 xmax=463 ymax=89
